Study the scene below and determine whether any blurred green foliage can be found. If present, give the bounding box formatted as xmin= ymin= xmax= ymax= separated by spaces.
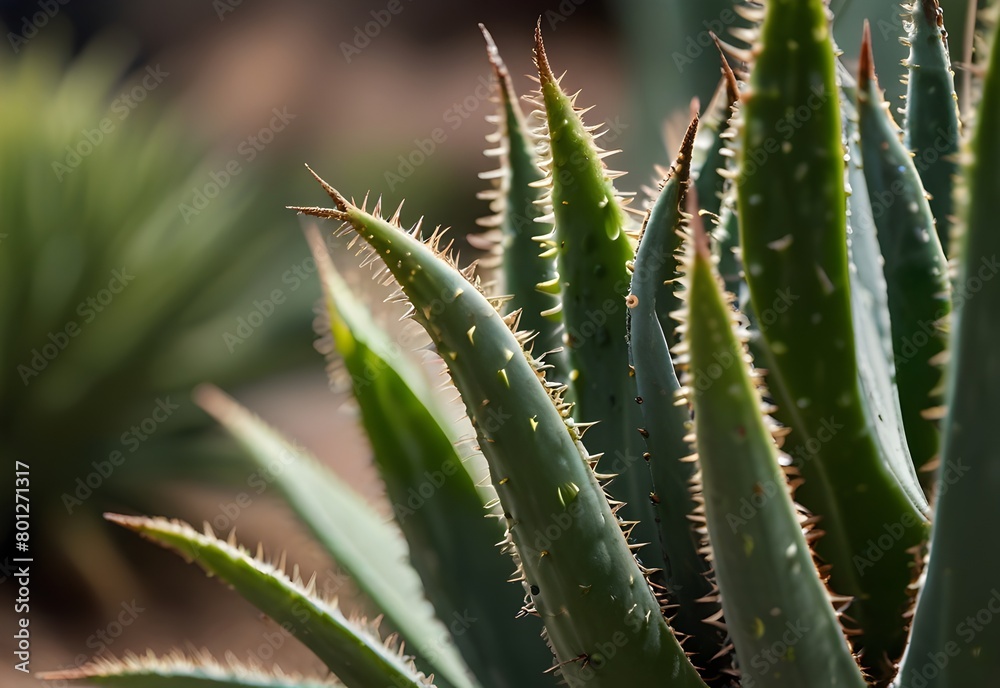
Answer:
xmin=0 ymin=36 xmax=315 ymax=594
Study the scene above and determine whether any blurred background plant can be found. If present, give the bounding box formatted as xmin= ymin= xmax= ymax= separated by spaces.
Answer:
xmin=0 ymin=31 xmax=321 ymax=607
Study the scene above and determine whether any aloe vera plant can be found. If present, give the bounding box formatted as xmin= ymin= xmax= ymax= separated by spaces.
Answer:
xmin=49 ymin=1 xmax=1000 ymax=686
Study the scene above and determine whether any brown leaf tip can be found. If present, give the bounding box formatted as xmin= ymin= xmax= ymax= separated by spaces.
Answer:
xmin=710 ymin=32 xmax=740 ymax=105
xmin=676 ymin=113 xmax=700 ymax=190
xmin=287 ymin=165 xmax=353 ymax=221
xmin=304 ymin=164 xmax=349 ymax=211
xmin=104 ymin=512 xmax=145 ymax=530
xmin=858 ymin=20 xmax=876 ymax=90
xmin=533 ymin=19 xmax=554 ymax=85
xmin=921 ymin=0 xmax=944 ymax=27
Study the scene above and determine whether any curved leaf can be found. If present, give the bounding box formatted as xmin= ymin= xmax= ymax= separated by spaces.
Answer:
xmin=194 ymin=387 xmax=475 ymax=688
xmin=105 ymin=515 xmax=434 ymax=688
xmin=305 ymin=225 xmax=553 ymax=688
xmin=289 ymin=170 xmax=707 ymax=688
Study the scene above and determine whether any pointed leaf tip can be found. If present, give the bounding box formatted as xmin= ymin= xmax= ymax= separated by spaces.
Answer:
xmin=104 ymin=512 xmax=139 ymax=529
xmin=710 ymin=32 xmax=740 ymax=104
xmin=533 ymin=20 xmax=554 ymax=84
xmin=479 ymin=23 xmax=501 ymax=70
xmin=921 ymin=0 xmax=942 ymax=25
xmin=859 ymin=20 xmax=875 ymax=89
xmin=681 ymin=114 xmax=700 ymax=164
xmin=304 ymin=164 xmax=349 ymax=209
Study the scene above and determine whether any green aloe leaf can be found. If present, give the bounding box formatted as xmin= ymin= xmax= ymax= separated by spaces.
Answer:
xmin=736 ymin=0 xmax=928 ymax=679
xmin=529 ymin=25 xmax=663 ymax=574
xmin=627 ymin=117 xmax=727 ymax=675
xmin=289 ymin=170 xmax=707 ymax=688
xmin=903 ymin=0 xmax=963 ymax=257
xmin=901 ymin=16 xmax=1000 ymax=683
xmin=692 ymin=45 xmax=740 ymax=223
xmin=40 ymin=651 xmax=339 ymax=688
xmin=714 ymin=196 xmax=744 ymax=300
xmin=837 ymin=59 xmax=930 ymax=515
xmin=104 ymin=515 xmax=435 ymax=688
xmin=476 ymin=26 xmax=569 ymax=386
xmin=304 ymin=224 xmax=553 ymax=688
xmin=683 ymin=202 xmax=866 ymax=688
xmin=856 ymin=26 xmax=952 ymax=493
xmin=194 ymin=387 xmax=475 ymax=688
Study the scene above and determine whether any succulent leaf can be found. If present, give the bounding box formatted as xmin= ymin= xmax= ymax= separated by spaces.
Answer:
xmin=530 ymin=25 xmax=664 ymax=574
xmin=194 ymin=387 xmax=474 ymax=688
xmin=691 ymin=47 xmax=741 ymax=223
xmin=305 ymin=225 xmax=553 ymax=688
xmin=857 ymin=26 xmax=952 ymax=494
xmin=39 ymin=650 xmax=340 ymax=688
xmin=838 ymin=60 xmax=930 ymax=516
xmin=737 ymin=1 xmax=929 ymax=678
xmin=901 ymin=17 xmax=1000 ymax=682
xmin=627 ymin=118 xmax=728 ymax=675
xmin=475 ymin=26 xmax=569 ymax=386
xmin=290 ymin=173 xmax=708 ymax=687
xmin=903 ymin=0 xmax=963 ymax=257
xmin=104 ymin=515 xmax=436 ymax=688
xmin=681 ymin=203 xmax=866 ymax=688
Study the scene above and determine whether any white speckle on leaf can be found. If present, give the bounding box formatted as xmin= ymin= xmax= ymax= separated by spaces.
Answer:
xmin=768 ymin=234 xmax=794 ymax=251
xmin=816 ymin=265 xmax=835 ymax=295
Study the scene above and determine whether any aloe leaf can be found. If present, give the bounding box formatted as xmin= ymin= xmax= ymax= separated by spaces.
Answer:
xmin=838 ymin=60 xmax=931 ymax=515
xmin=692 ymin=46 xmax=740 ymax=223
xmin=736 ymin=1 xmax=929 ymax=679
xmin=104 ymin=515 xmax=434 ymax=688
xmin=682 ymin=203 xmax=867 ymax=688
xmin=857 ymin=26 xmax=952 ymax=493
xmin=714 ymin=196 xmax=744 ymax=299
xmin=627 ymin=117 xmax=727 ymax=676
xmin=903 ymin=0 xmax=963 ymax=257
xmin=40 ymin=651 xmax=339 ymax=688
xmin=901 ymin=18 xmax=1000 ymax=683
xmin=289 ymin=172 xmax=707 ymax=688
xmin=529 ymin=25 xmax=663 ymax=574
xmin=476 ymin=27 xmax=569 ymax=386
xmin=194 ymin=387 xmax=475 ymax=688
xmin=304 ymin=225 xmax=553 ymax=688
